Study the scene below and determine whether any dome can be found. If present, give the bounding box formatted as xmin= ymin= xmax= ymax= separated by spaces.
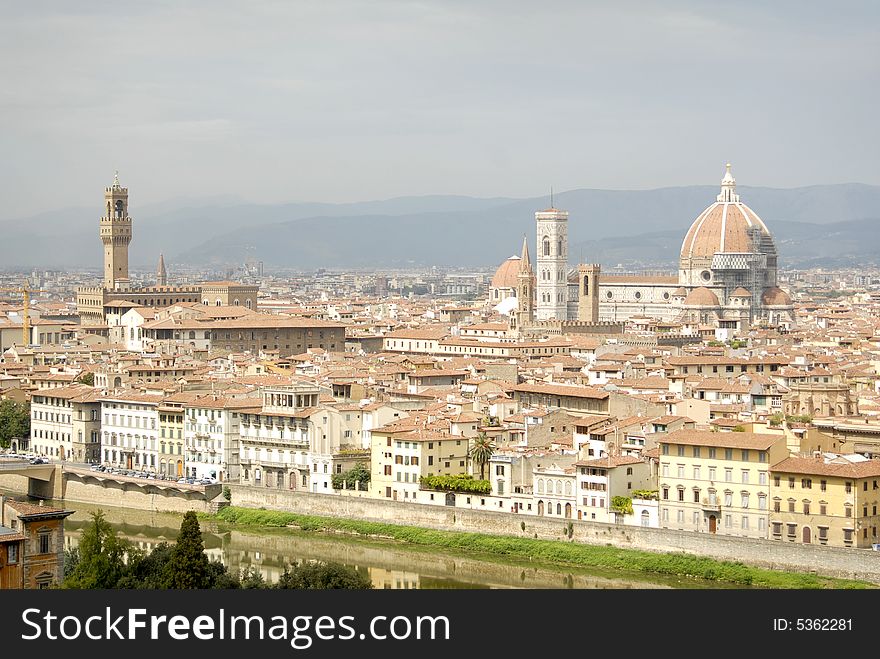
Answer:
xmin=761 ymin=287 xmax=792 ymax=306
xmin=730 ymin=287 xmax=752 ymax=297
xmin=672 ymin=287 xmax=687 ymax=297
xmin=680 ymin=165 xmax=774 ymax=261
xmin=490 ymin=255 xmax=521 ymax=290
xmin=683 ymin=286 xmax=720 ymax=307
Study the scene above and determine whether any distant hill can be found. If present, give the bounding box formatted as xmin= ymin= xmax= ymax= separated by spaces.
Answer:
xmin=1 ymin=184 xmax=878 ymax=270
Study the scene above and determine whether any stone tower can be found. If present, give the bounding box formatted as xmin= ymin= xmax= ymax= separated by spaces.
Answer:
xmin=577 ymin=263 xmax=601 ymax=322
xmin=156 ymin=253 xmax=167 ymax=286
xmin=511 ymin=235 xmax=535 ymax=333
xmin=100 ymin=172 xmax=131 ymax=289
xmin=535 ymin=207 xmax=568 ymax=320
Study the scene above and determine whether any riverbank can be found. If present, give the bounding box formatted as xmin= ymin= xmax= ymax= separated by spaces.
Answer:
xmin=206 ymin=507 xmax=872 ymax=589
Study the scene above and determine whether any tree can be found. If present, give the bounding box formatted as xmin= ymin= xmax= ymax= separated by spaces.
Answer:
xmin=275 ymin=561 xmax=372 ymax=590
xmin=468 ymin=433 xmax=495 ymax=480
xmin=331 ymin=463 xmax=371 ymax=490
xmin=0 ymin=399 xmax=29 ymax=449
xmin=76 ymin=372 xmax=95 ymax=386
xmin=165 ymin=511 xmax=213 ymax=589
xmin=62 ymin=511 xmax=130 ymax=589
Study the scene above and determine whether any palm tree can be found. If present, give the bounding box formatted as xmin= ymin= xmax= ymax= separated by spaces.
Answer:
xmin=469 ymin=433 xmax=495 ymax=481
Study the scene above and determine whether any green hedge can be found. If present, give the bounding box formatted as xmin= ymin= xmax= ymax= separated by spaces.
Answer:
xmin=420 ymin=474 xmax=491 ymax=494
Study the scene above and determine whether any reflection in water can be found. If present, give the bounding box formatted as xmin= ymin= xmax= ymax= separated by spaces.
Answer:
xmin=24 ymin=494 xmax=732 ymax=589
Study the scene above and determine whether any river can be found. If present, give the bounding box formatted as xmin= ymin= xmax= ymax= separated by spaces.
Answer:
xmin=6 ymin=491 xmax=737 ymax=589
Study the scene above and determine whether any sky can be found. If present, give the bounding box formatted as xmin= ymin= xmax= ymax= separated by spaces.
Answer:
xmin=1 ymin=0 xmax=878 ymax=218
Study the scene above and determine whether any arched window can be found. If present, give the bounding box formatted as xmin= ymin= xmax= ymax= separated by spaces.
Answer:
xmin=543 ymin=238 xmax=550 ymax=256
xmin=537 ymin=479 xmax=544 ymax=493
xmin=245 ymin=299 xmax=252 ymax=309
xmin=556 ymin=503 xmax=562 ymax=515
xmin=564 ymin=481 xmax=572 ymax=496
xmin=216 ymin=299 xmax=222 ymax=306
xmin=583 ymin=276 xmax=589 ymax=295
xmin=556 ymin=480 xmax=563 ymax=495
xmin=234 ymin=299 xmax=240 ymax=306
xmin=557 ymin=240 xmax=563 ymax=257
xmin=641 ymin=510 xmax=650 ymax=527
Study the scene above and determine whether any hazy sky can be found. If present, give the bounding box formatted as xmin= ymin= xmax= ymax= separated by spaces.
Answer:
xmin=1 ymin=0 xmax=878 ymax=218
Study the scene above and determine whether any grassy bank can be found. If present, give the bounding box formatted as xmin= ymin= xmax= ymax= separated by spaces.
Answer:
xmin=207 ymin=506 xmax=871 ymax=589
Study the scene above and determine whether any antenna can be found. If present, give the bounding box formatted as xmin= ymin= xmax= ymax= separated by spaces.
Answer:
xmin=550 ymin=186 xmax=554 ymax=209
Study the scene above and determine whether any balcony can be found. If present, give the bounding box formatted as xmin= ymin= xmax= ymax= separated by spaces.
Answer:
xmin=701 ymin=498 xmax=721 ymax=512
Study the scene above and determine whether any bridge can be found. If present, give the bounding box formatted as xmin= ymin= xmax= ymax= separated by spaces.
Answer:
xmin=0 ymin=459 xmax=221 ymax=503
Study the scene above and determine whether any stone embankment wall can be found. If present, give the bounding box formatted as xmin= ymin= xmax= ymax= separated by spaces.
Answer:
xmin=230 ymin=485 xmax=880 ymax=583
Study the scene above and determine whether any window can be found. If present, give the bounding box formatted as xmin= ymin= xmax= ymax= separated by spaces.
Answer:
xmin=708 ymin=467 xmax=716 ymax=481
xmin=741 ymin=450 xmax=749 ymax=462
xmin=661 ymin=444 xmax=669 ymax=456
xmin=741 ymin=470 xmax=749 ymax=484
xmin=724 ymin=492 xmax=733 ymax=507
xmin=724 ymin=449 xmax=733 ymax=461
xmin=758 ymin=471 xmax=767 ymax=485
xmin=7 ymin=544 xmax=19 ymax=564
xmin=724 ymin=515 xmax=732 ymax=528
xmin=820 ymin=480 xmax=827 ymax=492
xmin=774 ymin=475 xmax=780 ymax=487
xmin=677 ymin=509 xmax=684 ymax=523
xmin=725 ymin=469 xmax=732 ymax=482
xmin=677 ymin=465 xmax=684 ymax=478
xmin=693 ymin=466 xmax=701 ymax=480
xmin=787 ymin=524 xmax=797 ymax=538
xmin=741 ymin=493 xmax=750 ymax=509
xmin=818 ymin=527 xmax=828 ymax=544
xmin=662 ymin=487 xmax=669 ymax=500
xmin=39 ymin=533 xmax=50 ymax=554
xmin=843 ymin=529 xmax=853 ymax=545
xmin=758 ymin=495 xmax=767 ymax=510
xmin=801 ymin=478 xmax=812 ymax=489
xmin=758 ymin=451 xmax=767 ymax=462
xmin=845 ymin=505 xmax=852 ymax=518
xmin=788 ymin=500 xmax=796 ymax=513
xmin=788 ymin=476 xmax=795 ymax=489
xmin=741 ymin=516 xmax=749 ymax=530
xmin=677 ymin=488 xmax=685 ymax=502
xmin=693 ymin=511 xmax=700 ymax=525
xmin=693 ymin=446 xmax=701 ymax=458
xmin=845 ymin=482 xmax=852 ymax=494
xmin=677 ymin=445 xmax=685 ymax=457
xmin=661 ymin=508 xmax=669 ymax=522
xmin=693 ymin=490 xmax=700 ymax=503
xmin=661 ymin=464 xmax=669 ymax=477
xmin=803 ymin=501 xmax=811 ymax=515
xmin=819 ymin=503 xmax=827 ymax=515
xmin=772 ymin=522 xmax=782 ymax=537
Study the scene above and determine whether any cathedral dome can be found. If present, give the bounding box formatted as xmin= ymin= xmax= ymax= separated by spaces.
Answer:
xmin=490 ymin=256 xmax=521 ymax=290
xmin=683 ymin=287 xmax=720 ymax=307
xmin=729 ymin=287 xmax=752 ymax=298
xmin=680 ymin=164 xmax=774 ymax=261
xmin=761 ymin=286 xmax=792 ymax=306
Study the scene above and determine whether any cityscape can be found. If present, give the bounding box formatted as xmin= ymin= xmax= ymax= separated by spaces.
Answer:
xmin=1 ymin=2 xmax=879 ymax=604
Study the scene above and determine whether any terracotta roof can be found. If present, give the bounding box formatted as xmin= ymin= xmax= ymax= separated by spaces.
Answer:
xmin=510 ymin=382 xmax=609 ymax=400
xmin=490 ymin=256 xmax=522 ymax=290
xmin=4 ymin=500 xmax=72 ymax=518
xmin=771 ymin=455 xmax=880 ymax=479
xmin=574 ymin=455 xmax=644 ymax=468
xmin=680 ymin=199 xmax=771 ymax=260
xmin=762 ymin=287 xmax=793 ymax=306
xmin=660 ymin=429 xmax=785 ymax=451
xmin=683 ymin=287 xmax=720 ymax=307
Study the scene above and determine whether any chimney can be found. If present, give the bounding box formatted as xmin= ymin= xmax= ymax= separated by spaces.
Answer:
xmin=0 ymin=494 xmax=5 ymax=526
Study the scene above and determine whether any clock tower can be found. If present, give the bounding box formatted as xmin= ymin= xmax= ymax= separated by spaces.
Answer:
xmin=100 ymin=171 xmax=132 ymax=289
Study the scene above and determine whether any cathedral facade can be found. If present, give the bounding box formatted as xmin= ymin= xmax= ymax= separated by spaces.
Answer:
xmin=492 ymin=165 xmax=795 ymax=331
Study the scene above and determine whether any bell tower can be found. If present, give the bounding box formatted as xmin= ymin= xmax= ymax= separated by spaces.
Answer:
xmin=100 ymin=171 xmax=132 ymax=289
xmin=577 ymin=263 xmax=601 ymax=322
xmin=511 ymin=235 xmax=535 ymax=333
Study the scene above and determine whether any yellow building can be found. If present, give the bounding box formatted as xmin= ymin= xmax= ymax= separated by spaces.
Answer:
xmin=658 ymin=430 xmax=789 ymax=538
xmin=158 ymin=401 xmax=186 ymax=478
xmin=770 ymin=454 xmax=880 ymax=548
xmin=371 ymin=426 xmax=470 ymax=503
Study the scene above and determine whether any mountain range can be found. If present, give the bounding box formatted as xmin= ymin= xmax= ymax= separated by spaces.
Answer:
xmin=2 ymin=183 xmax=878 ymax=271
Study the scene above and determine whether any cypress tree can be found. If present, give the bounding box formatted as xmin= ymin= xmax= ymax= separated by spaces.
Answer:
xmin=166 ymin=511 xmax=212 ymax=589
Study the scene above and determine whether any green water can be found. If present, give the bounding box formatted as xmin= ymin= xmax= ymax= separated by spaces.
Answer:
xmin=8 ymin=492 xmax=742 ymax=589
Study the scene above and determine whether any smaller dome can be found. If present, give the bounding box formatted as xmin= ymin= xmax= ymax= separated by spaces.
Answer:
xmin=672 ymin=287 xmax=687 ymax=297
xmin=683 ymin=286 xmax=720 ymax=307
xmin=490 ymin=256 xmax=521 ymax=290
xmin=730 ymin=287 xmax=752 ymax=297
xmin=761 ymin=287 xmax=792 ymax=306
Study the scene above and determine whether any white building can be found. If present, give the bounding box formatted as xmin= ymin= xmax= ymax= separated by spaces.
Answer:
xmin=99 ymin=393 xmax=163 ymax=472
xmin=184 ymin=395 xmax=252 ymax=482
